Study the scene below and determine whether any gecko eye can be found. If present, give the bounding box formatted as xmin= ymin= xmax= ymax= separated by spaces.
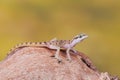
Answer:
xmin=79 ymin=35 xmax=82 ymax=38
xmin=79 ymin=34 xmax=84 ymax=38
xmin=79 ymin=33 xmax=86 ymax=38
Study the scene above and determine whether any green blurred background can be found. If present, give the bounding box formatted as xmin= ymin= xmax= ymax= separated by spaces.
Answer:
xmin=0 ymin=0 xmax=120 ymax=76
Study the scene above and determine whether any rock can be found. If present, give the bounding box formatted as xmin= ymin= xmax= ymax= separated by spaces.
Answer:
xmin=0 ymin=47 xmax=119 ymax=80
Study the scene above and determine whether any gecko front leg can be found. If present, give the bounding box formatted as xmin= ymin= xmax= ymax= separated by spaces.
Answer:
xmin=66 ymin=48 xmax=72 ymax=61
xmin=54 ymin=47 xmax=62 ymax=62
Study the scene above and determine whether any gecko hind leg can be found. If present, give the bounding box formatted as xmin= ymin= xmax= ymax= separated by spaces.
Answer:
xmin=54 ymin=47 xmax=62 ymax=62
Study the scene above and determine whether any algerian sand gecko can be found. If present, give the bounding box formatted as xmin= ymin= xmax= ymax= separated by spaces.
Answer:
xmin=7 ymin=33 xmax=88 ymax=62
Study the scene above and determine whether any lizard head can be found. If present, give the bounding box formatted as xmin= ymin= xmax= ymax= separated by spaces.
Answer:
xmin=70 ymin=33 xmax=88 ymax=47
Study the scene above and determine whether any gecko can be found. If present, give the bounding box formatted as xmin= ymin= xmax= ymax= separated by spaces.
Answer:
xmin=7 ymin=33 xmax=88 ymax=62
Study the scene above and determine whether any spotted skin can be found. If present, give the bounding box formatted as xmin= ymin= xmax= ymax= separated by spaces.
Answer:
xmin=48 ymin=40 xmax=71 ymax=48
xmin=7 ymin=33 xmax=88 ymax=62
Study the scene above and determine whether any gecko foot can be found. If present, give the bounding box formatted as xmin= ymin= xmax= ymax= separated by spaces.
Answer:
xmin=51 ymin=55 xmax=62 ymax=63
xmin=66 ymin=58 xmax=72 ymax=62
xmin=55 ymin=57 xmax=62 ymax=63
xmin=54 ymin=52 xmax=62 ymax=62
xmin=58 ymin=59 xmax=62 ymax=63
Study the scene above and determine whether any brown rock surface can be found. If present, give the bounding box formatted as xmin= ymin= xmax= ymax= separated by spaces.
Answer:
xmin=0 ymin=47 xmax=119 ymax=80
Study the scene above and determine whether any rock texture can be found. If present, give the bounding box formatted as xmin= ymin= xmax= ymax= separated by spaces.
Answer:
xmin=0 ymin=47 xmax=119 ymax=80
